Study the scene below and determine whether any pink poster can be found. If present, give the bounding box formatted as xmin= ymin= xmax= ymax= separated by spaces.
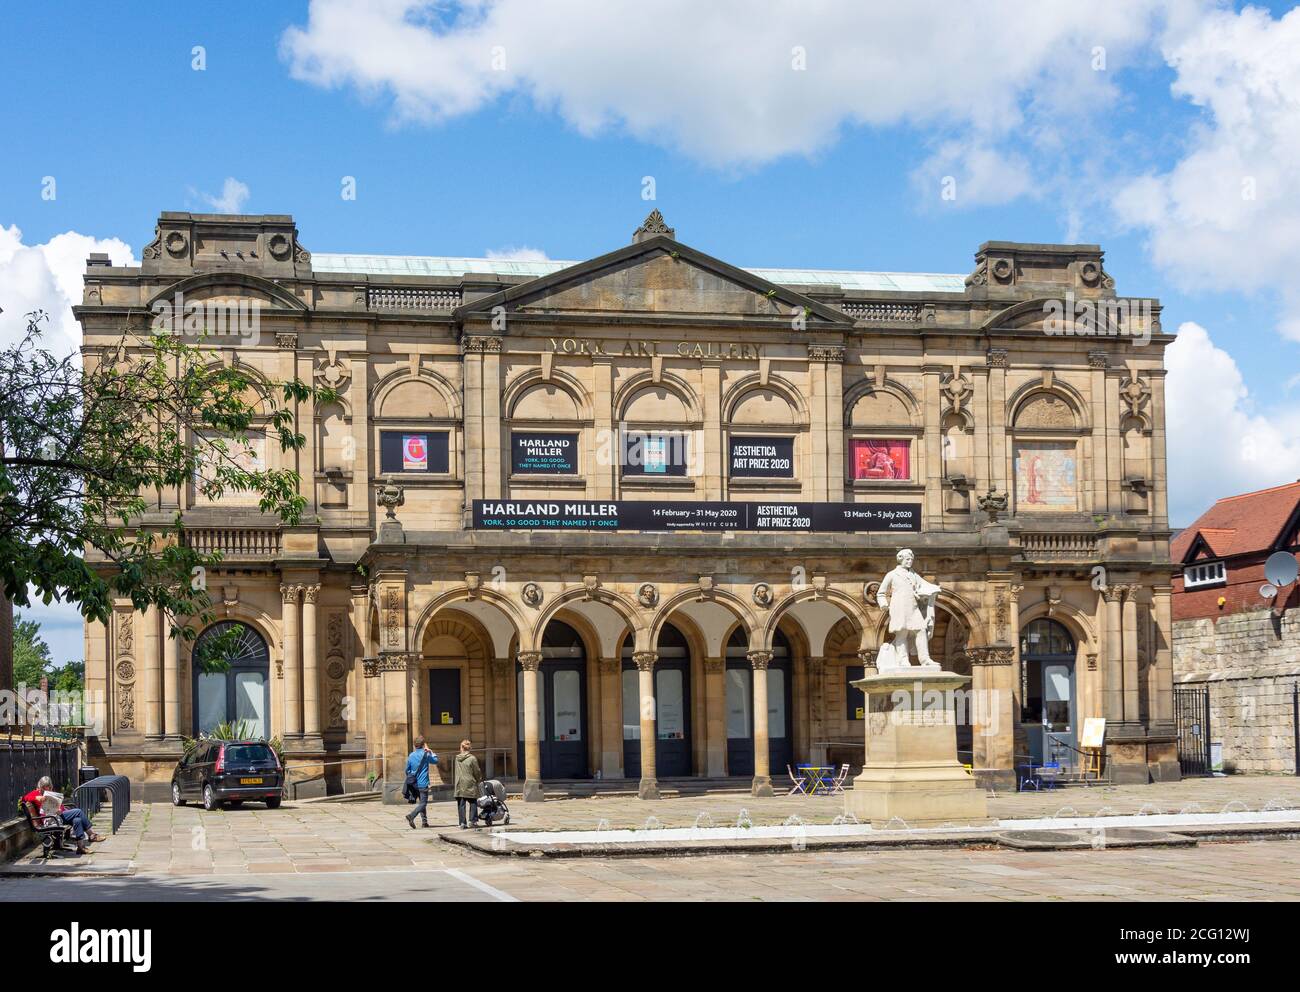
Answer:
xmin=851 ymin=439 xmax=910 ymax=480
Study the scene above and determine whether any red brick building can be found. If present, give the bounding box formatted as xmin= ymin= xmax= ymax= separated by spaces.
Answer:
xmin=1172 ymin=481 xmax=1300 ymax=619
xmin=1172 ymin=480 xmax=1300 ymax=774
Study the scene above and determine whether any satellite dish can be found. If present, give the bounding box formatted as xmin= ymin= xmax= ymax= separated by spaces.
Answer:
xmin=1265 ymin=551 xmax=1299 ymax=587
xmin=1261 ymin=583 xmax=1278 ymax=600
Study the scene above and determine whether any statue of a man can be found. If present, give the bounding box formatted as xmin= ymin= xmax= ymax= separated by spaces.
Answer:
xmin=875 ymin=549 xmax=942 ymax=672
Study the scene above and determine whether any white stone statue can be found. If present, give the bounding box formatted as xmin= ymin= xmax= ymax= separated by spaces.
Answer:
xmin=875 ymin=549 xmax=942 ymax=672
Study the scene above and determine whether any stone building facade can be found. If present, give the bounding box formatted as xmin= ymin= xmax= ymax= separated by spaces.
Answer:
xmin=77 ymin=210 xmax=1178 ymax=799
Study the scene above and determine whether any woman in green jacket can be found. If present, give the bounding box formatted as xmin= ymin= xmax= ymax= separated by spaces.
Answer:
xmin=453 ymin=739 xmax=484 ymax=828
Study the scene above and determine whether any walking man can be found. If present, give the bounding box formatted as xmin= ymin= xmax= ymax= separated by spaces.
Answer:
xmin=404 ymin=736 xmax=436 ymax=829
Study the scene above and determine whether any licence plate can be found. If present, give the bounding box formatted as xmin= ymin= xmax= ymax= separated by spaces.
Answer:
xmin=240 ymin=777 xmax=264 ymax=785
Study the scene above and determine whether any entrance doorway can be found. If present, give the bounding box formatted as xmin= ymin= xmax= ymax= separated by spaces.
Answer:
xmin=192 ymin=621 xmax=270 ymax=739
xmin=1020 ymin=618 xmax=1077 ymax=766
xmin=623 ymin=623 xmax=693 ymax=778
xmin=517 ymin=620 xmax=589 ymax=779
xmin=724 ymin=628 xmax=793 ymax=776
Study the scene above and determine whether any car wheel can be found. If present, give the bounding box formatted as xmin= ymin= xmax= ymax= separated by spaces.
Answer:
xmin=503 ymin=814 xmax=510 ymax=825
xmin=202 ymin=784 xmax=219 ymax=811
xmin=171 ymin=781 xmax=185 ymax=806
xmin=265 ymin=797 xmax=281 ymax=810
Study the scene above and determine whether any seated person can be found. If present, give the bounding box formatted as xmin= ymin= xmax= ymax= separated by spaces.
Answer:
xmin=22 ymin=776 xmax=101 ymax=852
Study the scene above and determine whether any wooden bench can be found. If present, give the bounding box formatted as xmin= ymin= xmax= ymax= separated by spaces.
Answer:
xmin=20 ymin=800 xmax=77 ymax=859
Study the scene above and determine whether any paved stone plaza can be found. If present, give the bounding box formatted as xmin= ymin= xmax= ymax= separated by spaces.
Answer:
xmin=3 ymin=777 xmax=1300 ymax=901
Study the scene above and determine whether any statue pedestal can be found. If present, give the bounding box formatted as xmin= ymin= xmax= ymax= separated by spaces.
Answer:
xmin=845 ymin=670 xmax=991 ymax=828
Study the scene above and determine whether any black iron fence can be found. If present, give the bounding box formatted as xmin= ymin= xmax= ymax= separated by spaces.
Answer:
xmin=1 ymin=728 xmax=80 ymax=820
xmin=1174 ymin=684 xmax=1213 ymax=777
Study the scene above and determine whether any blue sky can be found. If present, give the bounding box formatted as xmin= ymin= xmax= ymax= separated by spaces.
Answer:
xmin=3 ymin=1 xmax=1300 ymax=665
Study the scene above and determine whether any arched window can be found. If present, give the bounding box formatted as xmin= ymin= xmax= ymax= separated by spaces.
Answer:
xmin=192 ymin=621 xmax=271 ymax=739
xmin=1020 ymin=617 xmax=1075 ymax=657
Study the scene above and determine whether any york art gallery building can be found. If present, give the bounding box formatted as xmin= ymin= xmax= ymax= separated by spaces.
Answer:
xmin=78 ymin=210 xmax=1178 ymax=800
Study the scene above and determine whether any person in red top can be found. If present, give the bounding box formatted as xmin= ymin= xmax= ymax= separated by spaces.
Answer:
xmin=23 ymin=776 xmax=101 ymax=851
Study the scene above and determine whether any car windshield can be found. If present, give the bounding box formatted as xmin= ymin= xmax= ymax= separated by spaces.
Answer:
xmin=224 ymin=744 xmax=274 ymax=764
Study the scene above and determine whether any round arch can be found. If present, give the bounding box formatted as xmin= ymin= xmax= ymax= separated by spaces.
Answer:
xmin=613 ymin=370 xmax=703 ymax=424
xmin=531 ymin=587 xmax=646 ymax=655
xmin=410 ymin=586 xmax=527 ymax=655
xmin=762 ymin=587 xmax=871 ymax=653
xmin=842 ymin=377 xmax=921 ymax=428
xmin=369 ymin=367 xmax=463 ymax=421
xmin=648 ymin=588 xmax=761 ymax=653
xmin=720 ymin=373 xmax=810 ymax=425
xmin=1006 ymin=380 xmax=1090 ymax=431
xmin=503 ymin=368 xmax=594 ymax=422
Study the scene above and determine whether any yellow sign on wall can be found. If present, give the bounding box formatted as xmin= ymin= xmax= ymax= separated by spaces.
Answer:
xmin=441 ymin=712 xmax=452 ymax=725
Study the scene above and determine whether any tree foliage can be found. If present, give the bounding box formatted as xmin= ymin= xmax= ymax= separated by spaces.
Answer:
xmin=0 ymin=311 xmax=333 ymax=671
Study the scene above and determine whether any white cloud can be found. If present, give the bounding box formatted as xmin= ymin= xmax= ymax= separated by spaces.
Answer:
xmin=1113 ymin=5 xmax=1300 ymax=338
xmin=197 ymin=177 xmax=251 ymax=214
xmin=0 ymin=224 xmax=136 ymax=356
xmin=281 ymin=0 xmax=1174 ymax=170
xmin=1165 ymin=321 xmax=1300 ymax=524
xmin=484 ymin=245 xmax=549 ymax=262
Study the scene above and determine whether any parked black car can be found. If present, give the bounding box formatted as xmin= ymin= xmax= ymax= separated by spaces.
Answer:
xmin=171 ymin=740 xmax=283 ymax=810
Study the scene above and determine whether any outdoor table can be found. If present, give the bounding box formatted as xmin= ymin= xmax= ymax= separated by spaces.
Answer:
xmin=797 ymin=764 xmax=834 ymax=795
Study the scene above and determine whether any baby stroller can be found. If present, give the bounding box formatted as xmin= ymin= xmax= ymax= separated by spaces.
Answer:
xmin=475 ymin=779 xmax=510 ymax=826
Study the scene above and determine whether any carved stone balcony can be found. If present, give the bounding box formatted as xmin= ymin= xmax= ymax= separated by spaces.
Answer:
xmin=367 ymin=287 xmax=461 ymax=312
xmin=1019 ymin=531 xmax=1099 ymax=561
xmin=183 ymin=527 xmax=283 ymax=558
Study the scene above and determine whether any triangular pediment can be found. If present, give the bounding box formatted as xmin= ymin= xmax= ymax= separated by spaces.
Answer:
xmin=457 ymin=236 xmax=851 ymax=324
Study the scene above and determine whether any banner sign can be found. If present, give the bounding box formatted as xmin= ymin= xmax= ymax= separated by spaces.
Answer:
xmin=729 ymin=436 xmax=795 ymax=478
xmin=511 ymin=432 xmax=579 ymax=474
xmin=472 ymin=500 xmax=920 ymax=532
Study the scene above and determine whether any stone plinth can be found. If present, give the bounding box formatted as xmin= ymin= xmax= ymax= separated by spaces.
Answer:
xmin=845 ymin=670 xmax=991 ymax=827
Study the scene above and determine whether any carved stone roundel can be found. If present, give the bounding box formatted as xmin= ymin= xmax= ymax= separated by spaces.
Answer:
xmin=522 ymin=582 xmax=544 ymax=608
xmin=326 ymin=659 xmax=347 ymax=681
xmin=115 ymin=660 xmax=136 ymax=682
xmin=268 ymin=233 xmax=292 ymax=260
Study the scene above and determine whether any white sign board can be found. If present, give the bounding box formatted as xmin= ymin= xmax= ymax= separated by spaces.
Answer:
xmin=1081 ymin=717 xmax=1106 ymax=749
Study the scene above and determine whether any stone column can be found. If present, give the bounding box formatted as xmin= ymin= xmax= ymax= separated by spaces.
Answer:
xmin=749 ymin=650 xmax=774 ymax=797
xmin=704 ymin=657 xmax=726 ymax=777
xmin=808 ymin=657 xmax=826 ymax=765
xmin=143 ymin=604 xmax=162 ymax=739
xmin=1103 ymin=586 xmax=1124 ymax=724
xmin=281 ymin=584 xmax=302 ymax=738
xmin=968 ymin=646 xmax=1016 ymax=790
xmin=162 ymin=610 xmax=180 ymax=738
xmin=1122 ymin=585 xmax=1142 ymax=725
xmin=518 ymin=651 xmax=544 ymax=802
xmin=598 ymin=657 xmax=623 ymax=778
xmin=490 ymin=658 xmax=512 ymax=776
xmin=1148 ymin=584 xmax=1180 ymax=781
xmin=634 ymin=650 xmax=660 ymax=799
xmin=302 ymin=584 xmax=321 ymax=738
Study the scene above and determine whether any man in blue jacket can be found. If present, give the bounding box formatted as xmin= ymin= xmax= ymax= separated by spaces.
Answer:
xmin=405 ymin=736 xmax=437 ymax=829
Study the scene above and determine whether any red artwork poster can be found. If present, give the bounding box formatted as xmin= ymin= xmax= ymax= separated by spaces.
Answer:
xmin=402 ymin=434 xmax=428 ymax=471
xmin=851 ymin=439 xmax=910 ymax=480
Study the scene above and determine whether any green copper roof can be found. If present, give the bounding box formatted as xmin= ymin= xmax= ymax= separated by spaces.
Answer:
xmin=312 ymin=253 xmax=967 ymax=294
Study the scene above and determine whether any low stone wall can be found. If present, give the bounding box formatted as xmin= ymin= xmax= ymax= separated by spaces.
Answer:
xmin=1174 ymin=607 xmax=1300 ymax=774
xmin=0 ymin=815 xmax=36 ymax=863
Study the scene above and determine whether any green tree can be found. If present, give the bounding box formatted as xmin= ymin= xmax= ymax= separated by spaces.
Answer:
xmin=12 ymin=611 xmax=51 ymax=687
xmin=0 ymin=311 xmax=334 ymax=671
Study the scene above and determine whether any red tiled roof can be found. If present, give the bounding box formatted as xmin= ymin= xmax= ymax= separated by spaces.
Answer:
xmin=1171 ymin=480 xmax=1300 ymax=562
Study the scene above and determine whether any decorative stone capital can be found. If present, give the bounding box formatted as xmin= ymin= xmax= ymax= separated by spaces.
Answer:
xmin=276 ymin=332 xmax=298 ymax=350
xmin=461 ymin=335 xmax=503 ymax=354
xmin=280 ymin=583 xmax=300 ymax=604
xmin=986 ymin=348 xmax=1009 ymax=369
xmin=857 ymin=649 xmax=879 ymax=667
xmin=1103 ymin=584 xmax=1128 ymax=603
xmin=633 ymin=650 xmax=658 ymax=672
xmin=967 ymin=646 xmax=1014 ymax=667
xmin=703 ymin=656 xmax=724 ymax=674
xmin=362 ymin=654 xmax=414 ymax=677
xmin=597 ymin=657 xmax=620 ymax=675
xmin=516 ymin=651 xmax=543 ymax=672
xmin=747 ymin=650 xmax=773 ymax=671
xmin=1087 ymin=350 xmax=1109 ymax=369
xmin=807 ymin=344 xmax=845 ymax=363
xmin=302 ymin=584 xmax=320 ymax=605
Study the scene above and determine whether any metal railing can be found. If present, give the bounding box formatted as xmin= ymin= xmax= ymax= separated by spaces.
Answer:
xmin=72 ymin=775 xmax=131 ymax=834
xmin=1 ymin=728 xmax=80 ymax=821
